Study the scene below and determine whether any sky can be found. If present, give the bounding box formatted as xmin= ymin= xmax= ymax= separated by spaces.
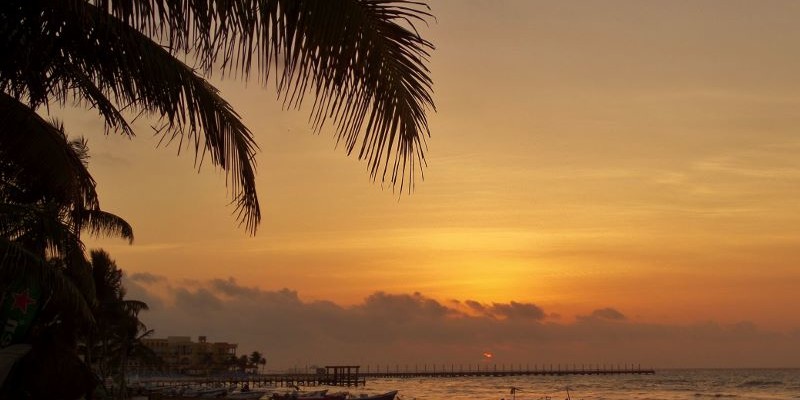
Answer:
xmin=64 ymin=0 xmax=800 ymax=368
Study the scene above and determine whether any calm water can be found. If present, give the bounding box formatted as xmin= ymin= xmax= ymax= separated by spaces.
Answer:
xmin=343 ymin=369 xmax=799 ymax=400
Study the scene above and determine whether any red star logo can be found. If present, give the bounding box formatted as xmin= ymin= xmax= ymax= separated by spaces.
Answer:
xmin=11 ymin=290 xmax=36 ymax=314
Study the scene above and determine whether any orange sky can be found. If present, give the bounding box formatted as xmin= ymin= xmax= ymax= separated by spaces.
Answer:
xmin=73 ymin=0 xmax=800 ymax=350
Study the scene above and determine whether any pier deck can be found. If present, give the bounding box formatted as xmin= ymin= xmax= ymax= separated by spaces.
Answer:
xmin=362 ymin=367 xmax=655 ymax=378
xmin=135 ymin=365 xmax=654 ymax=390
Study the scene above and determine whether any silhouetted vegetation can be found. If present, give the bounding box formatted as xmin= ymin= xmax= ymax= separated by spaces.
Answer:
xmin=0 ymin=123 xmax=148 ymax=398
xmin=0 ymin=1 xmax=435 ymax=398
xmin=1 ymin=0 xmax=436 ymax=234
xmin=250 ymin=351 xmax=267 ymax=374
xmin=83 ymin=249 xmax=157 ymax=398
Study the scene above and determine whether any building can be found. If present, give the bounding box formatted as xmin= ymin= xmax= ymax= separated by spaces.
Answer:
xmin=142 ymin=335 xmax=238 ymax=374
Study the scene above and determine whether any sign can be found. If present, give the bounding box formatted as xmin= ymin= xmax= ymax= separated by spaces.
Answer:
xmin=0 ymin=279 xmax=41 ymax=348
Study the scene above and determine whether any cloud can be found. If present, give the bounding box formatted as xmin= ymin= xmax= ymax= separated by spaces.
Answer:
xmin=127 ymin=277 xmax=800 ymax=369
xmin=488 ymin=301 xmax=545 ymax=321
xmin=121 ymin=276 xmax=164 ymax=310
xmin=461 ymin=300 xmax=545 ymax=321
xmin=464 ymin=300 xmax=487 ymax=313
xmin=359 ymin=292 xmax=459 ymax=320
xmin=128 ymin=272 xmax=166 ymax=284
xmin=174 ymin=288 xmax=223 ymax=311
xmin=577 ymin=307 xmax=627 ymax=322
xmin=209 ymin=277 xmax=260 ymax=298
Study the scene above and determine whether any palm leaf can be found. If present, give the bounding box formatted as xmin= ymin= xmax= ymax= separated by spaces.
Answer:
xmin=80 ymin=210 xmax=134 ymax=244
xmin=270 ymin=0 xmax=436 ymax=190
xmin=93 ymin=0 xmax=436 ymax=191
xmin=1 ymin=0 xmax=435 ymax=232
xmin=0 ymin=0 xmax=261 ymax=232
xmin=0 ymin=202 xmax=84 ymax=260
xmin=121 ymin=299 xmax=149 ymax=315
xmin=0 ymin=239 xmax=94 ymax=323
xmin=0 ymin=93 xmax=99 ymax=211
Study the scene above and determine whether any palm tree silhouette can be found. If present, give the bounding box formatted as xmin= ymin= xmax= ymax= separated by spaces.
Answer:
xmin=86 ymin=249 xmax=151 ymax=398
xmin=250 ymin=350 xmax=266 ymax=374
xmin=0 ymin=111 xmax=133 ymax=327
xmin=0 ymin=0 xmax=436 ymax=233
xmin=0 ymin=117 xmax=135 ymax=397
xmin=0 ymin=2 xmax=435 ymax=396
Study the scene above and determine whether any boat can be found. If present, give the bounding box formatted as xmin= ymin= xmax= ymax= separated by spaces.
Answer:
xmin=350 ymin=390 xmax=397 ymax=400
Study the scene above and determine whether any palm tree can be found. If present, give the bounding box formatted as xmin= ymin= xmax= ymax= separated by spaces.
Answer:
xmin=249 ymin=350 xmax=266 ymax=374
xmin=0 ymin=0 xmax=436 ymax=233
xmin=0 ymin=117 xmax=134 ymax=398
xmin=85 ymin=249 xmax=151 ymax=399
xmin=0 ymin=110 xmax=133 ymax=339
xmin=238 ymin=354 xmax=250 ymax=373
xmin=249 ymin=351 xmax=262 ymax=366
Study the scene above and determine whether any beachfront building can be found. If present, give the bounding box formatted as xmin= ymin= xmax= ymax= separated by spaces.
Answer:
xmin=142 ymin=335 xmax=238 ymax=374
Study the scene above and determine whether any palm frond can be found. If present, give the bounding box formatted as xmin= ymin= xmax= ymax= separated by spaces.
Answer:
xmin=122 ymin=299 xmax=149 ymax=315
xmin=91 ymin=0 xmax=436 ymax=192
xmin=80 ymin=210 xmax=134 ymax=244
xmin=89 ymin=249 xmax=124 ymax=302
xmin=0 ymin=239 xmax=94 ymax=323
xmin=1 ymin=0 xmax=435 ymax=232
xmin=270 ymin=0 xmax=436 ymax=191
xmin=0 ymin=202 xmax=85 ymax=260
xmin=0 ymin=0 xmax=261 ymax=232
xmin=0 ymin=93 xmax=99 ymax=210
xmin=61 ymin=247 xmax=99 ymax=309
xmin=53 ymin=64 xmax=135 ymax=136
xmin=45 ymin=0 xmax=260 ymax=232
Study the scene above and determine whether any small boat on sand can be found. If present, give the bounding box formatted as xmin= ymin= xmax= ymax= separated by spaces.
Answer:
xmin=350 ymin=390 xmax=397 ymax=400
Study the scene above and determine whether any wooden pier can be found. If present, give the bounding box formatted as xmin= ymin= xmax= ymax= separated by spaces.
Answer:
xmin=134 ymin=363 xmax=653 ymax=391
xmin=137 ymin=365 xmax=366 ymax=391
xmin=361 ymin=363 xmax=654 ymax=378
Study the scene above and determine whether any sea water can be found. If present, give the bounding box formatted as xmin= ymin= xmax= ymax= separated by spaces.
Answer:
xmin=344 ymin=369 xmax=799 ymax=400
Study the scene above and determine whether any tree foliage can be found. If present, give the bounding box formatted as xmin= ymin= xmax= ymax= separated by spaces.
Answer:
xmin=0 ymin=0 xmax=436 ymax=233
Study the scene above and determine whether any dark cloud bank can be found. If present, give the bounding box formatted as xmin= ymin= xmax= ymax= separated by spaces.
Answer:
xmin=125 ymin=275 xmax=800 ymax=369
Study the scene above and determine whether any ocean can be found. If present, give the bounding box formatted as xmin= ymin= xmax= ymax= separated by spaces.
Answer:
xmin=346 ymin=369 xmax=800 ymax=400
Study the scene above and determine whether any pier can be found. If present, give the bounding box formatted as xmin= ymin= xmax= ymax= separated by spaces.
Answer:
xmin=138 ymin=367 xmax=366 ymax=390
xmin=361 ymin=363 xmax=654 ymax=378
xmin=135 ymin=363 xmax=654 ymax=391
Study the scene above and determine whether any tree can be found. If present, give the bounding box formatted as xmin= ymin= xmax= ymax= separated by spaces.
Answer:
xmin=0 ymin=1 xmax=436 ymax=396
xmin=0 ymin=113 xmax=133 ymax=335
xmin=249 ymin=350 xmax=266 ymax=374
xmin=0 ymin=118 xmax=134 ymax=398
xmin=0 ymin=0 xmax=436 ymax=234
xmin=249 ymin=351 xmax=262 ymax=366
xmin=85 ymin=249 xmax=152 ymax=399
xmin=0 ymin=101 xmax=133 ymax=321
xmin=238 ymin=354 xmax=250 ymax=373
